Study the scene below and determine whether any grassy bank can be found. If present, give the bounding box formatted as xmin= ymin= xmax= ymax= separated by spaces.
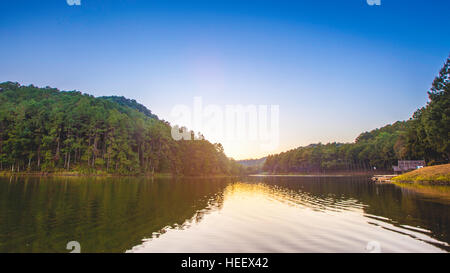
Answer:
xmin=392 ymin=164 xmax=450 ymax=183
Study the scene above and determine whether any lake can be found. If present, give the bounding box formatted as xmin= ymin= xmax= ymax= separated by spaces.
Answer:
xmin=0 ymin=175 xmax=448 ymax=253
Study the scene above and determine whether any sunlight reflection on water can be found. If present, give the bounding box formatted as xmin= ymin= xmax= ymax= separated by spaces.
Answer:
xmin=0 ymin=176 xmax=448 ymax=253
xmin=128 ymin=181 xmax=448 ymax=253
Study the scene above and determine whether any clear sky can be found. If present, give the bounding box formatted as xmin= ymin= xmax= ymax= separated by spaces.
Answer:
xmin=1 ymin=0 xmax=449 ymax=159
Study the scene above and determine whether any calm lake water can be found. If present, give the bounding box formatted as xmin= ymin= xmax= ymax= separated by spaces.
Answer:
xmin=0 ymin=175 xmax=449 ymax=253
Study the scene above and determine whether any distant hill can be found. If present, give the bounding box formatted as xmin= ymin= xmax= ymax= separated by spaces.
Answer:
xmin=238 ymin=157 xmax=266 ymax=167
xmin=237 ymin=157 xmax=266 ymax=174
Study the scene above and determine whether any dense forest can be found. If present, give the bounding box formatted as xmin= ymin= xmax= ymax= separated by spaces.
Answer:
xmin=1 ymin=56 xmax=448 ymax=176
xmin=263 ymin=56 xmax=450 ymax=173
xmin=0 ymin=83 xmax=244 ymax=175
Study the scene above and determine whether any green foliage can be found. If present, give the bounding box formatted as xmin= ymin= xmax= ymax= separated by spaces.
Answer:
xmin=0 ymin=83 xmax=243 ymax=176
xmin=264 ymin=56 xmax=450 ymax=173
xmin=404 ymin=56 xmax=450 ymax=164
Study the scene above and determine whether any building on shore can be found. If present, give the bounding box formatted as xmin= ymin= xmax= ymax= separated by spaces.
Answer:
xmin=392 ymin=160 xmax=425 ymax=173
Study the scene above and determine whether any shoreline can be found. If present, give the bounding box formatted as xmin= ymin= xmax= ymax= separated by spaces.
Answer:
xmin=0 ymin=171 xmax=240 ymax=179
xmin=252 ymin=171 xmax=389 ymax=177
xmin=0 ymin=171 xmax=171 ymax=178
xmin=250 ymin=174 xmax=373 ymax=177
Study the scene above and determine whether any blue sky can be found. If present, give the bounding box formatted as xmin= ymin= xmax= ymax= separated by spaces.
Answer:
xmin=1 ymin=0 xmax=449 ymax=159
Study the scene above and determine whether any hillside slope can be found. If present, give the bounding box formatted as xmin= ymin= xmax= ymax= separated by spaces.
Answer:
xmin=0 ymin=82 xmax=243 ymax=176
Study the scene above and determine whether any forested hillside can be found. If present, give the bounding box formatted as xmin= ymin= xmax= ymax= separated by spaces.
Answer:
xmin=264 ymin=56 xmax=450 ymax=173
xmin=0 ymin=83 xmax=243 ymax=175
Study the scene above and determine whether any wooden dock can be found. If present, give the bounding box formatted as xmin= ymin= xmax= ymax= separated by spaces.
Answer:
xmin=371 ymin=175 xmax=397 ymax=183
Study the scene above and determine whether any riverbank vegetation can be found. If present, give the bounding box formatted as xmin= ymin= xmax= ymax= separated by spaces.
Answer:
xmin=0 ymin=83 xmax=245 ymax=176
xmin=392 ymin=164 xmax=450 ymax=183
xmin=263 ymin=56 xmax=449 ymax=174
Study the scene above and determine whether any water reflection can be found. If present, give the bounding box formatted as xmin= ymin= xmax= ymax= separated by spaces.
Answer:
xmin=130 ymin=176 xmax=449 ymax=253
xmin=0 ymin=176 xmax=449 ymax=253
xmin=252 ymin=176 xmax=450 ymax=248
xmin=0 ymin=176 xmax=230 ymax=253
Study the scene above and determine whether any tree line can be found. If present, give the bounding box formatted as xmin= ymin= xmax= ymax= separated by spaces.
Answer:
xmin=263 ymin=56 xmax=449 ymax=173
xmin=0 ymin=83 xmax=244 ymax=175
